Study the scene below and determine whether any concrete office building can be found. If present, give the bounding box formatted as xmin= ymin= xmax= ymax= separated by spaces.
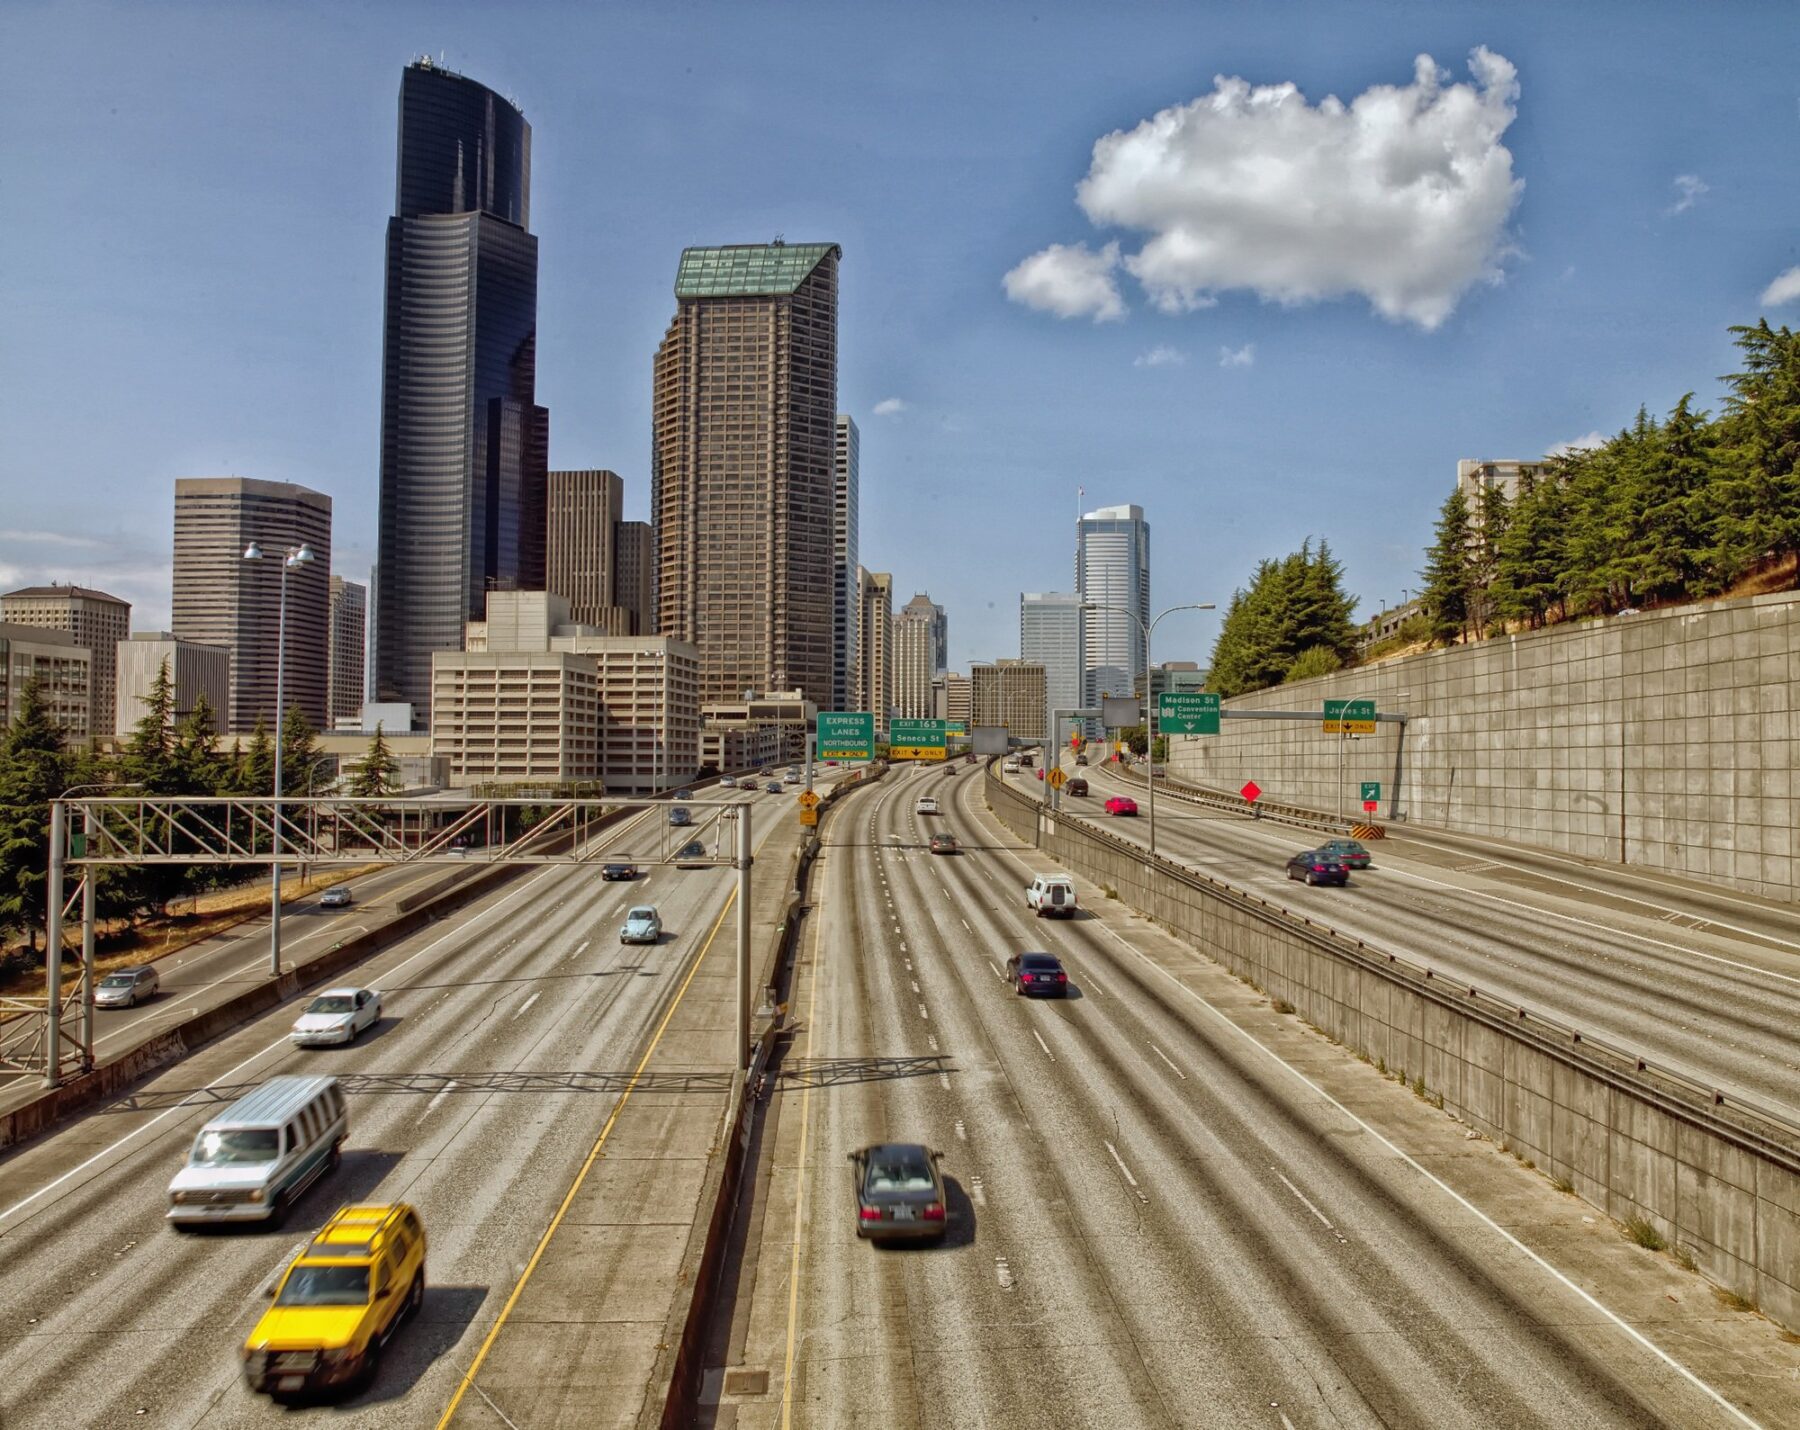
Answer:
xmin=833 ymin=414 xmax=860 ymax=714
xmin=1076 ymin=503 xmax=1150 ymax=711
xmin=700 ymin=690 xmax=814 ymax=774
xmin=328 ymin=576 xmax=367 ymax=729
xmin=652 ymin=242 xmax=840 ymax=708
xmin=0 ymin=623 xmax=91 ymax=740
xmin=1136 ymin=661 xmax=1208 ymax=700
xmin=116 ymin=634 xmax=230 ymax=736
xmin=933 ymin=672 xmax=971 ymax=726
xmin=892 ymin=592 xmax=946 ymax=721
xmin=1457 ymin=459 xmax=1547 ymax=509
xmin=856 ymin=568 xmax=893 ymax=736
xmin=1020 ymin=590 xmax=1086 ymax=743
xmin=0 ymin=585 xmax=130 ymax=739
xmin=430 ymin=650 xmax=599 ymax=784
xmin=547 ymin=469 xmax=628 ymax=629
xmin=172 ymin=478 xmax=331 ymax=734
xmin=375 ymin=59 xmax=548 ymax=721
xmin=971 ymin=659 xmax=1047 ymax=741
xmin=613 ymin=520 xmax=654 ymax=636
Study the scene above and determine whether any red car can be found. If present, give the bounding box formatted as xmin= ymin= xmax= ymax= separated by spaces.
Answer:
xmin=1105 ymin=796 xmax=1138 ymax=817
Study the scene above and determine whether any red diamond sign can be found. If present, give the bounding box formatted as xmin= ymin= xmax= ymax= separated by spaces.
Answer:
xmin=1240 ymin=781 xmax=1262 ymax=803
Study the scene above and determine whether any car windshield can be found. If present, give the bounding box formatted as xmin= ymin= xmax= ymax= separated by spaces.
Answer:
xmin=276 ymin=1264 xmax=370 ymax=1307
xmin=1020 ymin=955 xmax=1061 ymax=971
xmin=865 ymin=1155 xmax=935 ymax=1194
xmin=306 ymin=996 xmax=354 ymax=1015
xmin=190 ymin=1128 xmax=279 ymax=1165
xmin=627 ymin=908 xmax=655 ymax=921
xmin=99 ymin=973 xmax=136 ymax=988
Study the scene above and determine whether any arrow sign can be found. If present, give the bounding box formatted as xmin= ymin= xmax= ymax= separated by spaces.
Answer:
xmin=1359 ymin=781 xmax=1381 ymax=803
xmin=1158 ymin=691 xmax=1220 ymax=735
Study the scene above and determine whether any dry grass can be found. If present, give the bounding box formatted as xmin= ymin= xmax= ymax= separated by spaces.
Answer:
xmin=1712 ymin=1286 xmax=1758 ymax=1314
xmin=1622 ymin=1215 xmax=1667 ymax=1251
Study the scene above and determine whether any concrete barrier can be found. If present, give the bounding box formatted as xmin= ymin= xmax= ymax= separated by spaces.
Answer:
xmin=986 ymin=765 xmax=1800 ymax=1330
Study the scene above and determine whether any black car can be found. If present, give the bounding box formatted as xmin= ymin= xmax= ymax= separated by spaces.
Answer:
xmin=1286 ymin=850 xmax=1349 ymax=886
xmin=669 ymin=807 xmax=693 ymax=827
xmin=674 ymin=839 xmax=709 ymax=868
xmin=600 ymin=863 xmax=639 ymax=881
xmin=766 ymin=782 xmax=783 ymax=793
xmin=850 ymin=1143 xmax=948 ymax=1244
xmin=1005 ymin=951 xmax=1068 ymax=997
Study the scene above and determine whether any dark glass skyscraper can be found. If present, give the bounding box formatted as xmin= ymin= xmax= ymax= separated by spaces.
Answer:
xmin=375 ymin=59 xmax=547 ymax=722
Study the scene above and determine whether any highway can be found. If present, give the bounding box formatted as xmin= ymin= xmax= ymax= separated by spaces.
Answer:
xmin=0 ymin=779 xmax=819 ymax=1429
xmin=726 ymin=761 xmax=1784 ymax=1429
xmin=1020 ymin=754 xmax=1800 ymax=1122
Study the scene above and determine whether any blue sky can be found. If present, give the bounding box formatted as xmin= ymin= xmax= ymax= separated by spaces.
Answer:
xmin=3 ymin=1 xmax=1797 ymax=672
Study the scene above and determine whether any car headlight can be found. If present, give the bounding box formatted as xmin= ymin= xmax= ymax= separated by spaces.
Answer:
xmin=320 ymin=1347 xmax=356 ymax=1366
xmin=248 ymin=1189 xmax=264 ymax=1203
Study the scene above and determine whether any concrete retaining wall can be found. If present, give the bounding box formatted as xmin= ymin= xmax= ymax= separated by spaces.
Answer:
xmin=986 ymin=770 xmax=1800 ymax=1329
xmin=1170 ymin=590 xmax=1800 ymax=900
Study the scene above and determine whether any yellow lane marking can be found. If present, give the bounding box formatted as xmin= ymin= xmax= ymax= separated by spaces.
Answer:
xmin=435 ymin=884 xmax=742 ymax=1428
xmin=780 ymin=863 xmax=829 ymax=1428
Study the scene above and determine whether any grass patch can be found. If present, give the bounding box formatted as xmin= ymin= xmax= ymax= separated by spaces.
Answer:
xmin=1271 ymin=997 xmax=1294 ymax=1015
xmin=1622 ymin=1216 xmax=1666 ymax=1251
xmin=1410 ymin=1072 xmax=1426 ymax=1098
xmin=1376 ymin=1057 xmax=1387 ymax=1076
xmin=1551 ymin=1175 xmax=1574 ymax=1195
xmin=1102 ymin=885 xmax=1119 ymax=900
xmin=1712 ymin=1287 xmax=1758 ymax=1314
xmin=1672 ymin=1243 xmax=1696 ymax=1272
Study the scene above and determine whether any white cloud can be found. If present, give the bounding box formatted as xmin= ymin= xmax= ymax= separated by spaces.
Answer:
xmin=0 ymin=529 xmax=105 ymax=548
xmin=1218 ymin=343 xmax=1256 ymax=367
xmin=1762 ymin=266 xmax=1800 ymax=306
xmin=1667 ymin=174 xmax=1709 ymax=215
xmin=1547 ymin=431 xmax=1607 ymax=456
xmin=872 ymin=397 xmax=909 ymax=417
xmin=1014 ymin=49 xmax=1523 ymax=330
xmin=1133 ymin=344 xmax=1186 ymax=368
xmin=0 ymin=527 xmax=174 ymax=628
xmin=1002 ymin=240 xmax=1126 ymax=321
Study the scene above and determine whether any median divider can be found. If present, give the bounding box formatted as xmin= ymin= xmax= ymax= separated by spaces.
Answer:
xmin=986 ymin=761 xmax=1800 ymax=1331
xmin=656 ymin=761 xmax=888 ymax=1428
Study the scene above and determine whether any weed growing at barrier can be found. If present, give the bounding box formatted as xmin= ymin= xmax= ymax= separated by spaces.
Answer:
xmin=1271 ymin=998 xmax=1294 ymax=1015
xmin=1102 ymin=885 xmax=1119 ymax=900
xmin=1673 ymin=1243 xmax=1696 ymax=1272
xmin=1623 ymin=1215 xmax=1666 ymax=1251
xmin=1713 ymin=1286 xmax=1758 ymax=1313
xmin=1552 ymin=1175 xmax=1574 ymax=1195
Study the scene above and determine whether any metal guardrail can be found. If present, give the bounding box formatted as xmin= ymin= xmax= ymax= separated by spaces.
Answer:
xmin=1103 ymin=760 xmax=1354 ymax=835
xmin=987 ymin=762 xmax=1800 ymax=1162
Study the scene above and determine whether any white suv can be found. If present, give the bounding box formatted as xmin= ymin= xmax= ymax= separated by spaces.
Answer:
xmin=1002 ymin=759 xmax=1020 ymax=774
xmin=1025 ymin=874 xmax=1078 ymax=918
xmin=915 ymin=796 xmax=939 ymax=816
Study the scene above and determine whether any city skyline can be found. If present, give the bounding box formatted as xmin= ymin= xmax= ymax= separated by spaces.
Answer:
xmin=4 ymin=6 xmax=1799 ymax=674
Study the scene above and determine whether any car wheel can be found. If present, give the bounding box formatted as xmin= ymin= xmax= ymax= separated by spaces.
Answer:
xmin=355 ymin=1339 xmax=381 ymax=1393
xmin=268 ymin=1188 xmax=292 ymax=1229
xmin=405 ymin=1270 xmax=425 ymax=1319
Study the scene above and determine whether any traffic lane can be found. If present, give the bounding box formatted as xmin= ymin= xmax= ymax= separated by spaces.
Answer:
xmin=941 ymin=771 xmax=1761 ymax=1428
xmin=0 ymin=834 xmax=763 ymax=1428
xmin=749 ymin=771 xmax=1169 ymax=1429
xmin=1049 ymin=762 xmax=1800 ymax=1116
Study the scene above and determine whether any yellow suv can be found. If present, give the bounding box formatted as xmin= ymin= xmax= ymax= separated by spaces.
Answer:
xmin=243 ymin=1203 xmax=427 ymax=1399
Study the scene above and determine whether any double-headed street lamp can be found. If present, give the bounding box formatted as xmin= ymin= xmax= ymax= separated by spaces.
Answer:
xmin=1082 ymin=600 xmax=1215 ymax=864
xmin=243 ymin=539 xmax=314 ymax=976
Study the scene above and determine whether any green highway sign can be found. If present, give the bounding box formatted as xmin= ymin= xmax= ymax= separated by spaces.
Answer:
xmin=817 ymin=711 xmax=875 ymax=761
xmin=1323 ymin=698 xmax=1377 ymax=735
xmin=1360 ymin=781 xmax=1381 ymax=803
xmin=1158 ymin=691 xmax=1220 ymax=736
xmin=889 ymin=718 xmax=949 ymax=761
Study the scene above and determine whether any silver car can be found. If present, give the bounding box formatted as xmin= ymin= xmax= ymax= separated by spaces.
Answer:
xmin=289 ymin=987 xmax=382 ymax=1047
xmin=619 ymin=906 xmax=662 ymax=945
xmin=95 ymin=965 xmax=159 ymax=1008
xmin=850 ymin=1143 xmax=949 ymax=1244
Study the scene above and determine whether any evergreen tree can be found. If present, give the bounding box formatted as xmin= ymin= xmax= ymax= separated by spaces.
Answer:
xmin=1492 ymin=466 xmax=1569 ymax=629
xmin=1470 ymin=481 xmax=1511 ymax=637
xmin=279 ymin=706 xmax=321 ymax=794
xmin=0 ymin=679 xmax=73 ymax=950
xmin=1284 ymin=645 xmax=1342 ymax=682
xmin=1420 ymin=487 xmax=1474 ymax=644
xmin=350 ymin=722 xmax=400 ymax=798
xmin=171 ymin=694 xmax=228 ymax=795
xmin=1711 ymin=320 xmax=1800 ymax=578
xmin=238 ymin=718 xmax=274 ymax=796
xmin=121 ymin=656 xmax=178 ymax=793
xmin=1207 ymin=540 xmax=1360 ymax=696
xmin=1632 ymin=394 xmax=1718 ymax=601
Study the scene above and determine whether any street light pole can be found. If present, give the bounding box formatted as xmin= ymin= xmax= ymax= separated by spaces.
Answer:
xmin=244 ymin=539 xmax=314 ymax=977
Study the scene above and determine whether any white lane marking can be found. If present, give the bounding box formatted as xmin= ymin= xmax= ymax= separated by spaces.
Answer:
xmin=1084 ymin=971 xmax=1107 ymax=997
xmin=970 ymin=1175 xmax=986 ymax=1207
xmin=994 ymin=1255 xmax=1014 ymax=1289
xmin=926 ymin=1034 xmax=938 ymax=1052
xmin=989 ymin=961 xmax=1004 ymax=981
xmin=954 ymin=1119 xmax=967 ymax=1141
xmin=910 ymin=980 xmax=921 ymax=994
xmin=1275 ymin=1169 xmax=1335 ymax=1229
xmin=1104 ymin=1140 xmax=1146 ymax=1201
xmin=1148 ymin=1043 xmax=1187 ymax=1080
xmin=1031 ymin=1028 xmax=1054 ymax=1061
xmin=918 ymin=1004 xmax=930 ymax=1021
xmin=1379 ymin=862 xmax=1800 ymax=991
xmin=512 ymin=990 xmax=541 ymax=1020
xmin=425 ymin=1080 xmax=460 ymax=1116
xmin=0 ymin=861 xmax=571 ymax=1229
xmin=961 ymin=919 xmax=971 ymax=932
xmin=939 ymin=1071 xmax=951 ymax=1090
xmin=1282 ymin=1416 xmax=1298 ymax=1430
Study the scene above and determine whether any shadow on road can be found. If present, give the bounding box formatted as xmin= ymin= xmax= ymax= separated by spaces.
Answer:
xmin=108 ymin=1067 xmax=737 ymax=1113
xmin=777 ymin=1055 xmax=953 ymax=1089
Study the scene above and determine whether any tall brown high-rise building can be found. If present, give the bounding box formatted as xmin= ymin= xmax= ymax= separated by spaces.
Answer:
xmin=0 ymin=584 xmax=130 ymax=739
xmin=172 ymin=478 xmax=331 ymax=734
xmin=546 ymin=469 xmax=624 ymax=627
xmin=652 ymin=242 xmax=840 ymax=707
xmin=856 ymin=567 xmax=892 ymax=736
xmin=613 ymin=520 xmax=654 ymax=635
xmin=328 ymin=575 xmax=367 ymax=727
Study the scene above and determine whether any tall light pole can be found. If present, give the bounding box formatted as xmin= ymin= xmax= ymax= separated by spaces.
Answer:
xmin=1083 ymin=600 xmax=1214 ymax=863
xmin=243 ymin=540 xmax=314 ymax=976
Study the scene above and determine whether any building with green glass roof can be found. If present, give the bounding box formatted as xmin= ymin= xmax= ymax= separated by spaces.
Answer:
xmin=674 ymin=243 xmax=841 ymax=299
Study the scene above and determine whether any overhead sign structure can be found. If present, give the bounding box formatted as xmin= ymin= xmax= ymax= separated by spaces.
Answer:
xmin=1323 ymin=698 xmax=1377 ymax=735
xmin=1240 ymin=780 xmax=1262 ymax=803
xmin=817 ymin=711 xmax=875 ymax=762
xmin=1158 ymin=691 xmax=1221 ymax=736
xmin=1101 ymin=696 xmax=1141 ymax=729
xmin=889 ymin=718 xmax=949 ymax=761
xmin=1360 ymin=781 xmax=1381 ymax=803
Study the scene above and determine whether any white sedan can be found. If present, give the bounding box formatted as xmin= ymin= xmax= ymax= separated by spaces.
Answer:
xmin=290 ymin=987 xmax=382 ymax=1047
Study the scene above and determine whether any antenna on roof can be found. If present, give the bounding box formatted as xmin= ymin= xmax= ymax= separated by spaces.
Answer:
xmin=772 ymin=233 xmax=785 ymax=246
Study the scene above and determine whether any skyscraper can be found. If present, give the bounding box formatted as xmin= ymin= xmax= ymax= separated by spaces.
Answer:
xmin=613 ymin=520 xmax=654 ymax=636
xmin=1019 ymin=591 xmax=1086 ymax=745
xmin=891 ymin=592 xmax=946 ymax=720
xmin=652 ymin=242 xmax=840 ymax=707
xmin=328 ymin=576 xmax=367 ymax=728
xmin=546 ymin=469 xmax=624 ymax=628
xmin=856 ymin=567 xmax=892 ymax=735
xmin=1076 ymin=503 xmax=1150 ymax=710
xmin=172 ymin=478 xmax=331 ymax=734
xmin=374 ymin=59 xmax=546 ymax=723
xmin=0 ymin=585 xmax=131 ymax=739
xmin=833 ymin=414 xmax=860 ymax=713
